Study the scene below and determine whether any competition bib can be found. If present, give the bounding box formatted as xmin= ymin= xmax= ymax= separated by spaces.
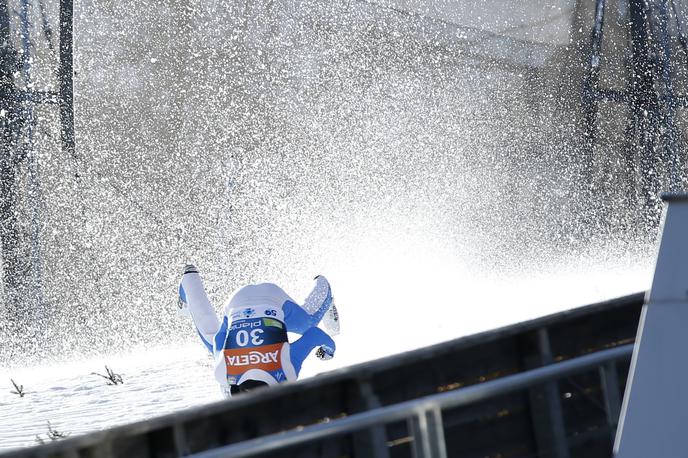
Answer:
xmin=224 ymin=313 xmax=288 ymax=383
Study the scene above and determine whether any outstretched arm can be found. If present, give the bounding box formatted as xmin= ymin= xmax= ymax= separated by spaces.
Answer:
xmin=179 ymin=265 xmax=221 ymax=353
xmin=283 ymin=276 xmax=333 ymax=335
xmin=289 ymin=327 xmax=336 ymax=375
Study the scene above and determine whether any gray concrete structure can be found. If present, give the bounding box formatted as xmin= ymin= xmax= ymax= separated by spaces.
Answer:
xmin=614 ymin=193 xmax=688 ymax=457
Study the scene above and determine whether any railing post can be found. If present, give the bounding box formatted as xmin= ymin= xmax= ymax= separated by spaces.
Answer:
xmin=351 ymin=379 xmax=390 ymax=458
xmin=527 ymin=328 xmax=570 ymax=458
xmin=426 ymin=407 xmax=447 ymax=458
xmin=598 ymin=362 xmax=621 ymax=436
xmin=408 ymin=407 xmax=447 ymax=458
xmin=409 ymin=410 xmax=429 ymax=458
xmin=173 ymin=423 xmax=190 ymax=457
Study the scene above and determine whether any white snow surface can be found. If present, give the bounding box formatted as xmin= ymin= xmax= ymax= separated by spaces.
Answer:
xmin=0 ymin=345 xmax=219 ymax=451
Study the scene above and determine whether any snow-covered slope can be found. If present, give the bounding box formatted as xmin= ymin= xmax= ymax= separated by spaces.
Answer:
xmin=0 ymin=345 xmax=220 ymax=451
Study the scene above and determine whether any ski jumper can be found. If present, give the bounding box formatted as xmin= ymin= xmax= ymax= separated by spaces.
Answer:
xmin=179 ymin=271 xmax=336 ymax=394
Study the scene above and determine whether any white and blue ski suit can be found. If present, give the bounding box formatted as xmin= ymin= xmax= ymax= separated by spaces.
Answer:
xmin=179 ymin=268 xmax=336 ymax=395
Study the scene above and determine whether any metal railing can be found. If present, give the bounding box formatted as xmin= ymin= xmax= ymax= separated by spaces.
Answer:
xmin=189 ymin=344 xmax=634 ymax=458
